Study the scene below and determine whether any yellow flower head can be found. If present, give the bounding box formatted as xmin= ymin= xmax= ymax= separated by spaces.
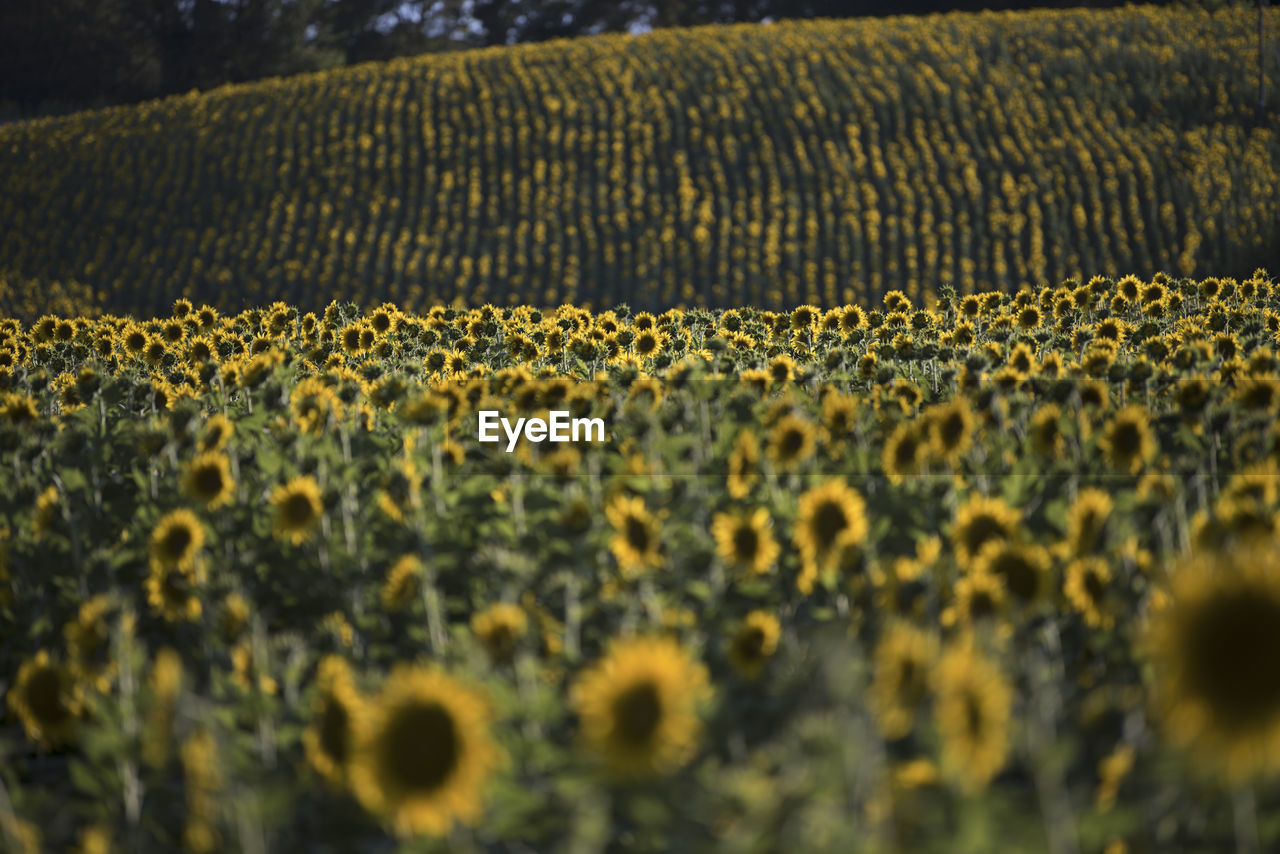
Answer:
xmin=350 ymin=666 xmax=499 ymax=837
xmin=572 ymin=636 xmax=710 ymax=779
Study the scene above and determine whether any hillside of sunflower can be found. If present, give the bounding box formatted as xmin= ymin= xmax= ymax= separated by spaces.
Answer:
xmin=1 ymin=6 xmax=1280 ymax=318
xmin=4 ymin=274 xmax=1280 ymax=850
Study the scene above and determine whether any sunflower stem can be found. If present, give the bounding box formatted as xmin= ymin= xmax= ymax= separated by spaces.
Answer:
xmin=1233 ymin=784 xmax=1260 ymax=854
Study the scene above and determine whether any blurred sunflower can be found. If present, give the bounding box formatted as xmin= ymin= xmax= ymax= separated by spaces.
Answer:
xmin=951 ymin=494 xmax=1020 ymax=570
xmin=381 ymin=555 xmax=423 ymax=612
xmin=711 ymin=508 xmax=780 ymax=576
xmin=1064 ymin=557 xmax=1114 ymax=629
xmin=971 ymin=540 xmax=1051 ymax=608
xmin=1065 ymin=488 xmax=1113 ymax=556
xmin=726 ymin=429 xmax=761 ymax=499
xmin=304 ymin=656 xmax=365 ymax=787
xmin=7 ymin=650 xmax=82 ymax=748
xmin=149 ymin=509 xmax=205 ymax=569
xmin=1146 ymin=540 xmax=1280 ymax=780
xmin=1100 ymin=406 xmax=1157 ymax=474
xmin=728 ymin=611 xmax=781 ymax=679
xmin=573 ymin=636 xmax=710 ymax=778
xmin=197 ymin=413 xmax=234 ymax=453
xmin=934 ymin=642 xmax=1012 ymax=793
xmin=882 ymin=421 xmax=926 ymax=484
xmin=927 ymin=399 xmax=974 ymax=465
xmin=271 ymin=476 xmax=324 ymax=544
xmin=605 ymin=495 xmax=663 ymax=577
xmin=768 ymin=414 xmax=816 ymax=469
xmin=182 ymin=452 xmax=234 ymax=509
xmin=794 ymin=479 xmax=869 ymax=594
xmin=871 ymin=623 xmax=937 ymax=740
xmin=350 ymin=666 xmax=499 ymax=837
xmin=290 ymin=376 xmax=343 ymax=434
xmin=471 ymin=603 xmax=528 ymax=664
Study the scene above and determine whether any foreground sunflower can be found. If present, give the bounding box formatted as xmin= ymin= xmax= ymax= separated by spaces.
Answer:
xmin=1146 ymin=540 xmax=1280 ymax=780
xmin=934 ymin=641 xmax=1013 ymax=793
xmin=794 ymin=479 xmax=869 ymax=593
xmin=349 ymin=666 xmax=499 ymax=837
xmin=271 ymin=475 xmax=324 ymax=544
xmin=572 ymin=636 xmax=711 ymax=778
xmin=951 ymin=494 xmax=1021 ymax=570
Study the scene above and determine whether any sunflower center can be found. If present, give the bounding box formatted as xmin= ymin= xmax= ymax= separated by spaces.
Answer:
xmin=282 ymin=493 xmax=317 ymax=527
xmin=161 ymin=526 xmax=193 ymax=560
xmin=732 ymin=525 xmax=760 ymax=561
xmin=624 ymin=515 xmax=651 ymax=553
xmin=319 ymin=696 xmax=351 ymax=763
xmin=991 ymin=553 xmax=1041 ymax=602
xmin=381 ymin=701 xmax=460 ymax=793
xmin=963 ymin=691 xmax=985 ymax=739
xmin=26 ymin=667 xmax=70 ymax=724
xmin=193 ymin=465 xmax=225 ymax=497
xmin=734 ymin=628 xmax=766 ymax=662
xmin=1183 ymin=590 xmax=1280 ymax=731
xmin=778 ymin=427 xmax=806 ymax=459
xmin=1111 ymin=423 xmax=1142 ymax=456
xmin=611 ymin=681 xmax=663 ymax=747
xmin=939 ymin=414 xmax=965 ymax=447
xmin=811 ymin=500 xmax=848 ymax=551
xmin=1083 ymin=571 xmax=1106 ymax=605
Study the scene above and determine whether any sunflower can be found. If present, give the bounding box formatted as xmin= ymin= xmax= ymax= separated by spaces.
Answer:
xmin=7 ymin=650 xmax=82 ymax=748
xmin=290 ymin=376 xmax=343 ymax=434
xmin=794 ymin=479 xmax=869 ymax=594
xmin=951 ymin=494 xmax=1021 ymax=570
xmin=182 ymin=452 xmax=234 ymax=509
xmin=218 ymin=592 xmax=251 ymax=644
xmin=944 ymin=571 xmax=1009 ymax=629
xmin=471 ymin=603 xmax=528 ymax=664
xmin=1064 ymin=557 xmax=1113 ymax=629
xmin=381 ymin=555 xmax=423 ymax=612
xmin=726 ymin=429 xmax=761 ymax=499
xmin=197 ymin=413 xmax=234 ymax=453
xmin=1145 ymin=540 xmax=1280 ymax=780
xmin=150 ymin=509 xmax=205 ymax=569
xmin=1100 ymin=407 xmax=1157 ymax=474
xmin=768 ymin=413 xmax=816 ymax=469
xmin=271 ymin=475 xmax=324 ymax=544
xmin=871 ymin=623 xmax=937 ymax=740
xmin=934 ymin=642 xmax=1013 ymax=793
xmin=728 ymin=611 xmax=781 ymax=679
xmin=882 ymin=421 xmax=926 ymax=484
xmin=145 ymin=559 xmax=204 ymax=622
xmin=304 ymin=656 xmax=365 ymax=787
xmin=711 ymin=507 xmax=780 ymax=576
xmin=350 ymin=666 xmax=498 ymax=837
xmin=971 ymin=541 xmax=1051 ymax=608
xmin=64 ymin=594 xmax=115 ymax=690
xmin=927 ymin=399 xmax=974 ymax=465
xmin=605 ymin=495 xmax=663 ymax=577
xmin=572 ymin=636 xmax=710 ymax=778
xmin=1066 ymin=488 xmax=1112 ymax=556
xmin=1028 ymin=404 xmax=1064 ymax=458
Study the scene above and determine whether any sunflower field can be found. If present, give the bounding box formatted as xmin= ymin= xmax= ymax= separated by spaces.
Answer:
xmin=2 ymin=6 xmax=1280 ymax=318
xmin=4 ymin=272 xmax=1280 ymax=851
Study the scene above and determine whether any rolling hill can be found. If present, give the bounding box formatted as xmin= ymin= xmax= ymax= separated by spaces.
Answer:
xmin=1 ymin=5 xmax=1278 ymax=318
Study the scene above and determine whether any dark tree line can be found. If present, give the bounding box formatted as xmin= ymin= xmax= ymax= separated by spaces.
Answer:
xmin=0 ymin=0 xmax=1198 ymax=116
